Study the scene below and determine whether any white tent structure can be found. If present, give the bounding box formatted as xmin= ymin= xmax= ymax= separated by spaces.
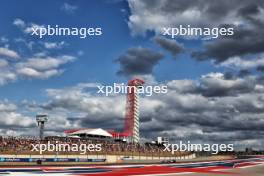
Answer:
xmin=67 ymin=135 xmax=81 ymax=139
xmin=66 ymin=128 xmax=113 ymax=138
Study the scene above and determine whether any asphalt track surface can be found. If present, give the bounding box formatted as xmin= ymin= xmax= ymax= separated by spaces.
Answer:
xmin=0 ymin=157 xmax=263 ymax=176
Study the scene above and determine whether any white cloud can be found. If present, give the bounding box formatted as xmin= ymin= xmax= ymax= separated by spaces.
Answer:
xmin=33 ymin=52 xmax=47 ymax=57
xmin=0 ymin=47 xmax=20 ymax=59
xmin=0 ymin=101 xmax=17 ymax=111
xmin=0 ymin=19 xmax=77 ymax=85
xmin=0 ymin=48 xmax=76 ymax=84
xmin=17 ymin=67 xmax=63 ymax=79
xmin=77 ymin=50 xmax=84 ymax=56
xmin=61 ymin=3 xmax=78 ymax=13
xmin=0 ymin=69 xmax=17 ymax=85
xmin=13 ymin=18 xmax=45 ymax=34
xmin=0 ymin=101 xmax=34 ymax=136
xmin=45 ymin=83 xmax=125 ymax=118
xmin=44 ymin=41 xmax=66 ymax=49
xmin=220 ymin=55 xmax=264 ymax=69
xmin=0 ymin=111 xmax=34 ymax=127
xmin=14 ymin=55 xmax=76 ymax=79
xmin=16 ymin=55 xmax=76 ymax=71
xmin=0 ymin=60 xmax=8 ymax=67
xmin=24 ymin=23 xmax=45 ymax=34
xmin=13 ymin=18 xmax=25 ymax=28
xmin=167 ymin=79 xmax=196 ymax=93
xmin=0 ymin=54 xmax=76 ymax=85
xmin=14 ymin=38 xmax=35 ymax=50
xmin=0 ymin=37 xmax=8 ymax=43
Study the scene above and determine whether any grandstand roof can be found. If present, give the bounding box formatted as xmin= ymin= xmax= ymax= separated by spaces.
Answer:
xmin=65 ymin=128 xmax=113 ymax=137
xmin=67 ymin=135 xmax=81 ymax=139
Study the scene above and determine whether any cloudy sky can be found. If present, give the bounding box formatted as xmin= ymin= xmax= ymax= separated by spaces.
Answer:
xmin=0 ymin=0 xmax=264 ymax=150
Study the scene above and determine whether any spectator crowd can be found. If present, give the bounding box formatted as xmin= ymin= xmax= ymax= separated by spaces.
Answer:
xmin=0 ymin=136 xmax=181 ymax=156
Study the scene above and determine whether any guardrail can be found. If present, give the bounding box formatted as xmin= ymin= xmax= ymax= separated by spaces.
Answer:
xmin=0 ymin=153 xmax=196 ymax=164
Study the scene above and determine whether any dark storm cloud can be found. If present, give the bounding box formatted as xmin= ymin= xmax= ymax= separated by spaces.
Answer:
xmin=128 ymin=0 xmax=264 ymax=64
xmin=238 ymin=3 xmax=260 ymax=17
xmin=190 ymin=1 xmax=264 ymax=62
xmin=140 ymin=93 xmax=264 ymax=148
xmin=80 ymin=114 xmax=124 ymax=131
xmin=136 ymin=74 xmax=264 ymax=149
xmin=165 ymin=73 xmax=257 ymax=98
xmin=154 ymin=36 xmax=184 ymax=57
xmin=257 ymin=66 xmax=264 ymax=72
xmin=192 ymin=27 xmax=264 ymax=62
xmin=128 ymin=0 xmax=264 ymax=32
xmin=171 ymin=73 xmax=256 ymax=97
xmin=0 ymin=123 xmax=35 ymax=129
xmin=223 ymin=72 xmax=236 ymax=80
xmin=116 ymin=47 xmax=163 ymax=77
xmin=238 ymin=70 xmax=251 ymax=77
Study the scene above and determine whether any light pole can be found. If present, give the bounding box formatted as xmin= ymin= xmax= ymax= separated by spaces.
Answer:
xmin=36 ymin=114 xmax=48 ymax=140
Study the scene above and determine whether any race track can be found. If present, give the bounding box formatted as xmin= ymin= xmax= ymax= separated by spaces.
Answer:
xmin=0 ymin=157 xmax=263 ymax=176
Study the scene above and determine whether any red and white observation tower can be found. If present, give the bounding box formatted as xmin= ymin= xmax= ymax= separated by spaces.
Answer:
xmin=123 ymin=78 xmax=145 ymax=143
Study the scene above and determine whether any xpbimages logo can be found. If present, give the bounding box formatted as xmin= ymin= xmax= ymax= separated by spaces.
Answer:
xmin=31 ymin=141 xmax=102 ymax=154
xmin=97 ymin=83 xmax=168 ymax=96
xmin=162 ymin=25 xmax=234 ymax=39
xmin=30 ymin=25 xmax=103 ymax=38
xmin=163 ymin=141 xmax=234 ymax=154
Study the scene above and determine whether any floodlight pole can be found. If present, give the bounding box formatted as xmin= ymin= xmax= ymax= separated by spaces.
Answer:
xmin=36 ymin=114 xmax=48 ymax=140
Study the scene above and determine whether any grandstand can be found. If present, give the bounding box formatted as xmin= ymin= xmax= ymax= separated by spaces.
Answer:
xmin=0 ymin=135 xmax=193 ymax=159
